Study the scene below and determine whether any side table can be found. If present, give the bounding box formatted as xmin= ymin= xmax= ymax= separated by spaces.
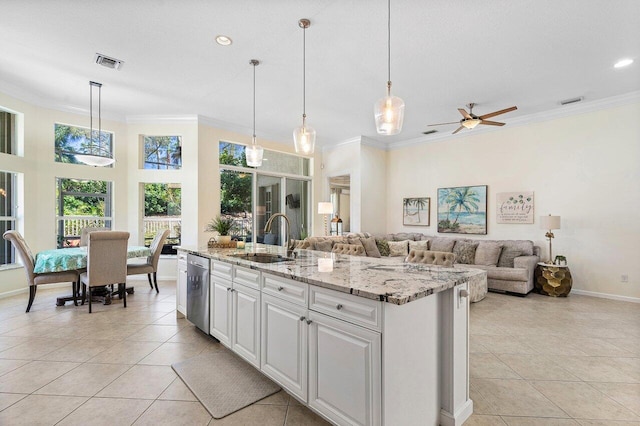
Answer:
xmin=534 ymin=262 xmax=573 ymax=297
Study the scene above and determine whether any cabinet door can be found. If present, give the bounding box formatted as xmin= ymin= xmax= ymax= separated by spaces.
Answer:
xmin=177 ymin=266 xmax=187 ymax=317
xmin=210 ymin=276 xmax=232 ymax=347
xmin=232 ymin=283 xmax=260 ymax=368
xmin=308 ymin=311 xmax=381 ymax=426
xmin=261 ymin=293 xmax=308 ymax=402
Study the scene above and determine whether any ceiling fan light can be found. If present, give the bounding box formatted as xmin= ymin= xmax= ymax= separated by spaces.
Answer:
xmin=75 ymin=154 xmax=115 ymax=167
xmin=374 ymin=94 xmax=405 ymax=135
xmin=462 ymin=118 xmax=481 ymax=129
xmin=293 ymin=124 xmax=316 ymax=155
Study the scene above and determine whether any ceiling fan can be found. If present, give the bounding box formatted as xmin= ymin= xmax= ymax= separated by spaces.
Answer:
xmin=428 ymin=103 xmax=518 ymax=135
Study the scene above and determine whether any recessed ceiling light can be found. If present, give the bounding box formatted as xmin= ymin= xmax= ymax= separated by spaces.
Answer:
xmin=614 ymin=58 xmax=633 ymax=68
xmin=215 ymin=35 xmax=232 ymax=46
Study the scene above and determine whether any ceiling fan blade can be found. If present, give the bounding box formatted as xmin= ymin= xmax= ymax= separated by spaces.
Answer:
xmin=479 ymin=120 xmax=505 ymax=126
xmin=452 ymin=126 xmax=465 ymax=134
xmin=427 ymin=121 xmax=459 ymax=127
xmin=458 ymin=108 xmax=472 ymax=119
xmin=478 ymin=106 xmax=517 ymax=120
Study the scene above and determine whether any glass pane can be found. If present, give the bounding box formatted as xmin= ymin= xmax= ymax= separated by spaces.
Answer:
xmin=256 ymin=175 xmax=281 ymax=246
xmin=144 ymin=183 xmax=182 ymax=251
xmin=220 ymin=170 xmax=253 ymax=241
xmin=0 ymin=172 xmax=13 ymax=217
xmin=219 ymin=141 xmax=310 ymax=176
xmin=143 ymin=136 xmax=182 ymax=170
xmin=0 ymin=220 xmax=14 ymax=265
xmin=285 ymin=179 xmax=309 ymax=240
xmin=0 ymin=111 xmax=15 ymax=155
xmin=219 ymin=142 xmax=248 ymax=167
xmin=54 ymin=123 xmax=113 ymax=166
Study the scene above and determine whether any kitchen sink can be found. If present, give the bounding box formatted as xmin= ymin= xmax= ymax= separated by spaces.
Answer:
xmin=229 ymin=253 xmax=295 ymax=263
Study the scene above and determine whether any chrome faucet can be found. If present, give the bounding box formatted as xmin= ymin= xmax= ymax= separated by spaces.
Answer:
xmin=264 ymin=213 xmax=295 ymax=257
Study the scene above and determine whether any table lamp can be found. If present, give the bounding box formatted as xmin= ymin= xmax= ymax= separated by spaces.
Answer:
xmin=540 ymin=214 xmax=561 ymax=264
xmin=318 ymin=202 xmax=333 ymax=236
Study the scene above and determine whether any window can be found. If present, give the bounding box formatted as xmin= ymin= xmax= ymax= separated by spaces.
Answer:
xmin=0 ymin=110 xmax=16 ymax=155
xmin=143 ymin=183 xmax=181 ymax=254
xmin=56 ymin=178 xmax=112 ymax=248
xmin=219 ymin=142 xmax=311 ymax=245
xmin=54 ymin=123 xmax=113 ymax=166
xmin=143 ymin=136 xmax=182 ymax=169
xmin=0 ymin=171 xmax=16 ymax=265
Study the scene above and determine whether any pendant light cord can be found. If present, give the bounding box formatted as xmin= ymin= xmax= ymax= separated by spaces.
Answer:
xmin=387 ymin=0 xmax=391 ymax=85
xmin=302 ymin=23 xmax=306 ymax=120
xmin=98 ymin=83 xmax=101 ymax=152
xmin=89 ymin=82 xmax=94 ymax=152
xmin=252 ymin=62 xmax=256 ymax=140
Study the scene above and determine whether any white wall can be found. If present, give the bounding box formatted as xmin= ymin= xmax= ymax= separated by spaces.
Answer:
xmin=321 ymin=141 xmax=361 ymax=232
xmin=386 ymin=102 xmax=640 ymax=299
xmin=360 ymin=141 xmax=387 ymax=233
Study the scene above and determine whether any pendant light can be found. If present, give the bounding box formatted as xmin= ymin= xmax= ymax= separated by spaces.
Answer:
xmin=246 ymin=59 xmax=264 ymax=167
xmin=75 ymin=81 xmax=115 ymax=166
xmin=293 ymin=18 xmax=316 ymax=155
xmin=374 ymin=0 xmax=405 ymax=135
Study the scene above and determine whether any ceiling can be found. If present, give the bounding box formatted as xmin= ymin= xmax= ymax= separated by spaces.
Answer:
xmin=1 ymin=0 xmax=639 ymax=148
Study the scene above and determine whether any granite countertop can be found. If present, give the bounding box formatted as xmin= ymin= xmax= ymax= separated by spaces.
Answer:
xmin=176 ymin=244 xmax=486 ymax=305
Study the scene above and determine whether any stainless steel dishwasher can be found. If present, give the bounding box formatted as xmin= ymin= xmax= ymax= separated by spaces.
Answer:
xmin=186 ymin=253 xmax=210 ymax=334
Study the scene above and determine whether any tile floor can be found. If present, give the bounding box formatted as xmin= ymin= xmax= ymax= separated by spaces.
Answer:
xmin=0 ymin=280 xmax=638 ymax=425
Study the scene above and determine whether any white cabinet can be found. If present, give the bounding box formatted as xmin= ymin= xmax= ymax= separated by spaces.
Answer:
xmin=308 ymin=311 xmax=381 ymax=426
xmin=177 ymin=252 xmax=188 ymax=317
xmin=261 ymin=293 xmax=308 ymax=402
xmin=210 ymin=275 xmax=232 ymax=347
xmin=231 ymin=283 xmax=261 ymax=368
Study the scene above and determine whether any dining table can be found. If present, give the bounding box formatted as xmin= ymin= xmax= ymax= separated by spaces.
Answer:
xmin=34 ymin=245 xmax=152 ymax=306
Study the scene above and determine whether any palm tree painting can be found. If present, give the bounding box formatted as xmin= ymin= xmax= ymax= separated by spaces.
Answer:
xmin=403 ymin=197 xmax=430 ymax=226
xmin=437 ymin=185 xmax=487 ymax=234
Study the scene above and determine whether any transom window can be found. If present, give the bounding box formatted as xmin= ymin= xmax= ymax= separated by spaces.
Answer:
xmin=54 ymin=123 xmax=113 ymax=166
xmin=0 ymin=110 xmax=16 ymax=155
xmin=143 ymin=136 xmax=182 ymax=169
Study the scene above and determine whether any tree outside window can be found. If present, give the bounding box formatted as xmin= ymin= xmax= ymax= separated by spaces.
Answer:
xmin=143 ymin=136 xmax=182 ymax=170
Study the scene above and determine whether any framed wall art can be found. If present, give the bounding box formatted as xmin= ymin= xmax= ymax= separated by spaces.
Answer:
xmin=496 ymin=192 xmax=534 ymax=224
xmin=403 ymin=197 xmax=430 ymax=226
xmin=437 ymin=185 xmax=487 ymax=234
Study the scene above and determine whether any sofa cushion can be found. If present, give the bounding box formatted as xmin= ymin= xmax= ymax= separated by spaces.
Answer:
xmin=388 ymin=240 xmax=410 ymax=257
xmin=392 ymin=233 xmax=417 ymax=241
xmin=500 ymin=240 xmax=534 ymax=257
xmin=474 ymin=242 xmax=503 ymax=266
xmin=462 ymin=264 xmax=529 ymax=282
xmin=332 ymin=243 xmax=366 ymax=256
xmin=453 ymin=240 xmax=479 ymax=264
xmin=409 ymin=240 xmax=429 ymax=251
xmin=406 ymin=249 xmax=455 ymax=266
xmin=430 ymin=237 xmax=456 ymax=252
xmin=348 ymin=237 xmax=365 ymax=248
xmin=360 ymin=236 xmax=381 ymax=258
xmin=497 ymin=246 xmax=523 ymax=268
xmin=376 ymin=239 xmax=391 ymax=257
xmin=314 ymin=240 xmax=334 ymax=252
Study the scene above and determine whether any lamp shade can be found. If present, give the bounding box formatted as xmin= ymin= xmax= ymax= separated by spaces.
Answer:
xmin=245 ymin=141 xmax=263 ymax=167
xmin=74 ymin=153 xmax=115 ymax=167
xmin=293 ymin=124 xmax=316 ymax=155
xmin=540 ymin=215 xmax=561 ymax=230
xmin=461 ymin=118 xmax=481 ymax=129
xmin=374 ymin=94 xmax=405 ymax=135
xmin=318 ymin=202 xmax=333 ymax=215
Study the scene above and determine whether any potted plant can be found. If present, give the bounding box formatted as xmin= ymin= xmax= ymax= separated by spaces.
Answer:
xmin=206 ymin=216 xmax=235 ymax=244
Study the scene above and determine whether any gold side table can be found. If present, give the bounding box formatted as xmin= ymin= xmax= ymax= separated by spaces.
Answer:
xmin=535 ymin=262 xmax=573 ymax=297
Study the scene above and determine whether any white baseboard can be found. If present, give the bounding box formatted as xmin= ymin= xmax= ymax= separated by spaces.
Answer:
xmin=0 ymin=282 xmax=71 ymax=300
xmin=571 ymin=288 xmax=640 ymax=303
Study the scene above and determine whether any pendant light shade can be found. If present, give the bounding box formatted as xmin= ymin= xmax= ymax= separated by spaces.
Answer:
xmin=246 ymin=59 xmax=264 ymax=167
xmin=374 ymin=0 xmax=404 ymax=136
xmin=293 ymin=18 xmax=315 ymax=155
xmin=76 ymin=81 xmax=115 ymax=167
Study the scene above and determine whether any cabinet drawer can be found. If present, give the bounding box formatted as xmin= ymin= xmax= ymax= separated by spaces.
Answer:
xmin=262 ymin=275 xmax=308 ymax=306
xmin=211 ymin=260 xmax=233 ymax=280
xmin=177 ymin=251 xmax=188 ymax=267
xmin=309 ymin=286 xmax=382 ymax=332
xmin=234 ymin=266 xmax=260 ymax=290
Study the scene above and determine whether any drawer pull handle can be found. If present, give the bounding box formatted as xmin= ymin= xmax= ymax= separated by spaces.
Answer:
xmin=459 ymin=289 xmax=469 ymax=298
xmin=226 ymin=287 xmax=231 ymax=292
xmin=306 ymin=319 xmax=313 ymax=325
xmin=336 ymin=304 xmax=343 ymax=310
xmin=277 ymin=286 xmax=284 ymax=291
xmin=299 ymin=316 xmax=306 ymax=321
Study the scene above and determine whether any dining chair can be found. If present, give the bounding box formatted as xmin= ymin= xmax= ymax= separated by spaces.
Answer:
xmin=126 ymin=229 xmax=169 ymax=293
xmin=79 ymin=226 xmax=109 ymax=246
xmin=80 ymin=231 xmax=130 ymax=313
xmin=2 ymin=230 xmax=80 ymax=312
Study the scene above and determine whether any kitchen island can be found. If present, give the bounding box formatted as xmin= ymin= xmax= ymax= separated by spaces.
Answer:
xmin=177 ymin=245 xmax=485 ymax=426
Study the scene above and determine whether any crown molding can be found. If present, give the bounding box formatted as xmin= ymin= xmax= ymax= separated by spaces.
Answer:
xmin=322 ymin=136 xmax=361 ymax=153
xmin=387 ymin=90 xmax=640 ymax=150
xmin=360 ymin=135 xmax=389 ymax=150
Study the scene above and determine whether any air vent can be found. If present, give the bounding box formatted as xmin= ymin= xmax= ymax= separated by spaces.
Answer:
xmin=95 ymin=53 xmax=124 ymax=70
xmin=560 ymin=96 xmax=583 ymax=106
xmin=422 ymin=130 xmax=438 ymax=135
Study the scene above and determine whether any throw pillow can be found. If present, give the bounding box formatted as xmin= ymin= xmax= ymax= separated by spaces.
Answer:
xmin=291 ymin=239 xmax=310 ymax=249
xmin=348 ymin=237 xmax=365 ymax=248
xmin=497 ymin=246 xmax=522 ymax=268
xmin=430 ymin=237 xmax=456 ymax=252
xmin=453 ymin=240 xmax=479 ymax=264
xmin=409 ymin=240 xmax=429 ymax=251
xmin=313 ymin=240 xmax=334 ymax=252
xmin=376 ymin=239 xmax=391 ymax=257
xmin=388 ymin=240 xmax=410 ymax=257
xmin=474 ymin=242 xmax=503 ymax=266
xmin=360 ymin=236 xmax=381 ymax=258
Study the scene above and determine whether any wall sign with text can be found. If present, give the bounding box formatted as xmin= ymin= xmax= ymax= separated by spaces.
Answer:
xmin=496 ymin=192 xmax=534 ymax=224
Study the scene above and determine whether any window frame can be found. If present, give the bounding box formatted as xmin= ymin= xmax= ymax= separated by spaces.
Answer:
xmin=142 ymin=135 xmax=182 ymax=170
xmin=54 ymin=122 xmax=114 ymax=166
xmin=0 ymin=171 xmax=17 ymax=267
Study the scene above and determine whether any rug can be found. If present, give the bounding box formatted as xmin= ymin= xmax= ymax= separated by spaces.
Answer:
xmin=171 ymin=348 xmax=281 ymax=419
